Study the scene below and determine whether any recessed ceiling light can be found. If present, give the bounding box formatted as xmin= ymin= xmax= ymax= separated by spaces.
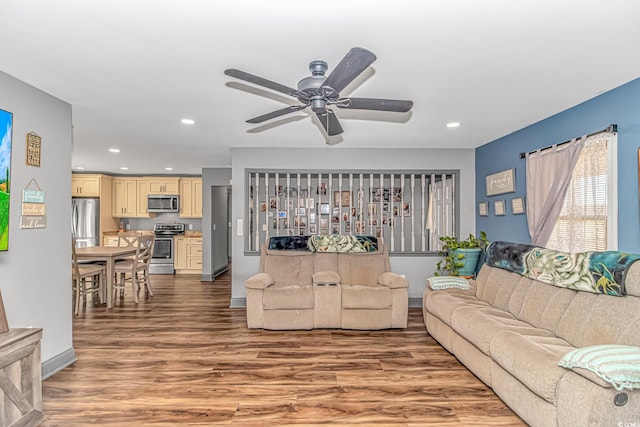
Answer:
xmin=75 ymin=166 xmax=85 ymax=170
xmin=446 ymin=122 xmax=461 ymax=128
xmin=165 ymin=167 xmax=173 ymax=171
xmin=109 ymin=148 xmax=121 ymax=153
xmin=181 ymin=119 xmax=196 ymax=125
xmin=119 ymin=167 xmax=129 ymax=170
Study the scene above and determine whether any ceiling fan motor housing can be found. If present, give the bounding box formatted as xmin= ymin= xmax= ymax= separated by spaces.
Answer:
xmin=297 ymin=60 xmax=329 ymax=99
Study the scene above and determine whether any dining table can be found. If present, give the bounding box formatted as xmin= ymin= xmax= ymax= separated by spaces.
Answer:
xmin=74 ymin=246 xmax=137 ymax=309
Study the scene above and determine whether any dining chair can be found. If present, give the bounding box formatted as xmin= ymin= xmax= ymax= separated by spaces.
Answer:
xmin=117 ymin=231 xmax=139 ymax=247
xmin=113 ymin=235 xmax=155 ymax=303
xmin=71 ymin=238 xmax=106 ymax=315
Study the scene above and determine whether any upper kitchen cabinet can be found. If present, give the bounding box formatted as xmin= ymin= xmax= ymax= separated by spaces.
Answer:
xmin=137 ymin=179 xmax=150 ymax=216
xmin=113 ymin=178 xmax=148 ymax=218
xmin=145 ymin=177 xmax=180 ymax=194
xmin=179 ymin=177 xmax=202 ymax=218
xmin=71 ymin=174 xmax=102 ymax=197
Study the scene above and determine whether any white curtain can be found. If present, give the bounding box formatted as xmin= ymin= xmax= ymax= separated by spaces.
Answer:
xmin=525 ymin=138 xmax=584 ymax=246
xmin=546 ymin=134 xmax=612 ymax=252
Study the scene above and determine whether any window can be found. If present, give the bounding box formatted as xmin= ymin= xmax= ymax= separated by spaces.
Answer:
xmin=547 ymin=133 xmax=616 ymax=252
xmin=246 ymin=169 xmax=458 ymax=254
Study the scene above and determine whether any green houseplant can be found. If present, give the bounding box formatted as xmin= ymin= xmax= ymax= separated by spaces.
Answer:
xmin=435 ymin=231 xmax=489 ymax=276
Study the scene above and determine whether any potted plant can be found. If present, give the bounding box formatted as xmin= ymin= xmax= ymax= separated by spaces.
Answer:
xmin=435 ymin=231 xmax=489 ymax=276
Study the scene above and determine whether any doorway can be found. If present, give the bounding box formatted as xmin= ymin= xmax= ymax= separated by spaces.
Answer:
xmin=210 ymin=185 xmax=230 ymax=277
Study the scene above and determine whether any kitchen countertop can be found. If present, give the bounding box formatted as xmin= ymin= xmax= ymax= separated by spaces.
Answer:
xmin=103 ymin=230 xmax=154 ymax=236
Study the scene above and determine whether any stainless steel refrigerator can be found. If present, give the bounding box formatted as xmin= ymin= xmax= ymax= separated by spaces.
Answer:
xmin=72 ymin=198 xmax=100 ymax=248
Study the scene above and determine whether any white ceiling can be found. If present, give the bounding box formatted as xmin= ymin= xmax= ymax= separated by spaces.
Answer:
xmin=1 ymin=1 xmax=639 ymax=175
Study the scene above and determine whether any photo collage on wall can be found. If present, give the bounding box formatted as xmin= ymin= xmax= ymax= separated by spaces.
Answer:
xmin=247 ymin=171 xmax=457 ymax=254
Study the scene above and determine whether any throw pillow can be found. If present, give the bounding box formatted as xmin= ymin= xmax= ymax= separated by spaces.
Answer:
xmin=558 ymin=345 xmax=640 ymax=391
xmin=427 ymin=276 xmax=470 ymax=291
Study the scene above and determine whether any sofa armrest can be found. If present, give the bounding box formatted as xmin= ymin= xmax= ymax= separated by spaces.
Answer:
xmin=378 ymin=272 xmax=409 ymax=288
xmin=245 ymin=272 xmax=275 ymax=289
xmin=313 ymin=271 xmax=340 ymax=286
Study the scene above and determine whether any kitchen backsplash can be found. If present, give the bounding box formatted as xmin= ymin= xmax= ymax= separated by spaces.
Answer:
xmin=124 ymin=213 xmax=202 ymax=232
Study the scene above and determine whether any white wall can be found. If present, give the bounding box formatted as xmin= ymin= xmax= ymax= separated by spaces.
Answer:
xmin=231 ymin=147 xmax=476 ymax=305
xmin=0 ymin=71 xmax=74 ymax=376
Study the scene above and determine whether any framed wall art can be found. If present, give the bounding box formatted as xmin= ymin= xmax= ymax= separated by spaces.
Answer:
xmin=0 ymin=109 xmax=13 ymax=252
xmin=494 ymin=200 xmax=506 ymax=216
xmin=478 ymin=202 xmax=488 ymax=216
xmin=511 ymin=197 xmax=526 ymax=214
xmin=485 ymin=168 xmax=515 ymax=196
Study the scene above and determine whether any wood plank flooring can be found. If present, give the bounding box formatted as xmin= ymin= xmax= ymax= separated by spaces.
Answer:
xmin=42 ymin=269 xmax=525 ymax=426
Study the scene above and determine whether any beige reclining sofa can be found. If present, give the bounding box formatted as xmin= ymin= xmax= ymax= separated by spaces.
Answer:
xmin=245 ymin=235 xmax=409 ymax=330
xmin=424 ymin=241 xmax=640 ymax=426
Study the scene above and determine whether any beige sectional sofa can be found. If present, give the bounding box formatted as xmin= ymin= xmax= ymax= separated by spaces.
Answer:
xmin=245 ymin=242 xmax=408 ymax=330
xmin=424 ymin=246 xmax=640 ymax=426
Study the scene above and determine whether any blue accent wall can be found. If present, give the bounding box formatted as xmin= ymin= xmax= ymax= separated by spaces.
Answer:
xmin=476 ymin=78 xmax=640 ymax=251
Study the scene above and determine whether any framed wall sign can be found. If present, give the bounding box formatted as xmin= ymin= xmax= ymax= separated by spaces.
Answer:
xmin=478 ymin=202 xmax=488 ymax=216
xmin=485 ymin=168 xmax=515 ymax=196
xmin=26 ymin=132 xmax=41 ymax=167
xmin=511 ymin=197 xmax=526 ymax=214
xmin=494 ymin=200 xmax=506 ymax=216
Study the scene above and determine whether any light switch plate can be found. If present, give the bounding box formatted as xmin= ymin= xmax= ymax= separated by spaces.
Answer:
xmin=236 ymin=219 xmax=243 ymax=236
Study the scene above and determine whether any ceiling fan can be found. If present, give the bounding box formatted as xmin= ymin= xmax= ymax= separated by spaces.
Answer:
xmin=224 ymin=47 xmax=413 ymax=137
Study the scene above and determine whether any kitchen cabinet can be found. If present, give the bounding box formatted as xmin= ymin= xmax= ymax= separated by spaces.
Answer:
xmin=179 ymin=177 xmax=203 ymax=218
xmin=71 ymin=174 xmax=101 ymax=197
xmin=137 ymin=179 xmax=150 ymax=216
xmin=112 ymin=178 xmax=148 ymax=218
xmin=174 ymin=237 xmax=202 ymax=273
xmin=103 ymin=236 xmax=120 ymax=247
xmin=146 ymin=177 xmax=180 ymax=194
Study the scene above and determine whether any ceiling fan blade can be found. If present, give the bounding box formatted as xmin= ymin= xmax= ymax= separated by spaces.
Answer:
xmin=224 ymin=68 xmax=308 ymax=100
xmin=246 ymin=105 xmax=307 ymax=124
xmin=316 ymin=109 xmax=344 ymax=136
xmin=337 ymin=98 xmax=414 ymax=112
xmin=321 ymin=47 xmax=377 ymax=96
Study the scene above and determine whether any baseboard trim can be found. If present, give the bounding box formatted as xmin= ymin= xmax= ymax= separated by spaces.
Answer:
xmin=230 ymin=297 xmax=246 ymax=308
xmin=409 ymin=297 xmax=423 ymax=308
xmin=42 ymin=347 xmax=77 ymax=380
xmin=229 ymin=297 xmax=422 ymax=309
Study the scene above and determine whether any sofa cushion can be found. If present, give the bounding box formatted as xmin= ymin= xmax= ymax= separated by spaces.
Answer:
xmin=517 ymin=279 xmax=577 ymax=332
xmin=342 ymin=285 xmax=391 ymax=309
xmin=491 ymin=330 xmax=575 ymax=404
xmin=555 ymin=292 xmax=640 ymax=348
xmin=263 ymin=285 xmax=314 ymax=310
xmin=558 ymin=345 xmax=640 ymax=391
xmin=263 ymin=251 xmax=314 ymax=286
xmin=451 ymin=305 xmax=555 ymax=355
xmin=337 ymin=250 xmax=387 ymax=286
xmin=476 ymin=266 xmax=519 ymax=310
xmin=424 ymin=290 xmax=489 ymax=326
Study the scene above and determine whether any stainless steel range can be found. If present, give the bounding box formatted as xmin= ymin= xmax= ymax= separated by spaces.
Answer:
xmin=150 ymin=223 xmax=185 ymax=274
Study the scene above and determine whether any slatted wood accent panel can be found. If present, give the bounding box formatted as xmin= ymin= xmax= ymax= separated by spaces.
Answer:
xmin=0 ymin=328 xmax=43 ymax=427
xmin=246 ymin=170 xmax=457 ymax=254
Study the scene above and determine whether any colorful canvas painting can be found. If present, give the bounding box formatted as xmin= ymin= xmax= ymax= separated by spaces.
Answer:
xmin=0 ymin=109 xmax=13 ymax=251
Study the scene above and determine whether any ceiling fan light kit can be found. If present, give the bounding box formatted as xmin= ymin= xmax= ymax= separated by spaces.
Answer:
xmin=224 ymin=47 xmax=413 ymax=139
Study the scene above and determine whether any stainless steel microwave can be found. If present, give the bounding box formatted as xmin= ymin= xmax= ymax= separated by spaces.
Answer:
xmin=147 ymin=195 xmax=179 ymax=213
